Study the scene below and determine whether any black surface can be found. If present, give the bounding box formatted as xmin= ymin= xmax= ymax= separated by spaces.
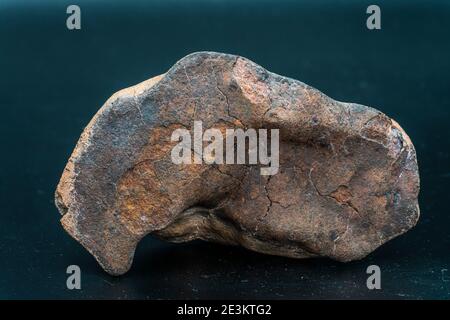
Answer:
xmin=0 ymin=0 xmax=449 ymax=299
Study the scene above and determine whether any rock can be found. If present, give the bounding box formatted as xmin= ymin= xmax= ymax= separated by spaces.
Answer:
xmin=55 ymin=52 xmax=420 ymax=275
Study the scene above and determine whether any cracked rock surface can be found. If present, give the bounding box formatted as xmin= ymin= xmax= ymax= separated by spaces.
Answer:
xmin=55 ymin=52 xmax=420 ymax=275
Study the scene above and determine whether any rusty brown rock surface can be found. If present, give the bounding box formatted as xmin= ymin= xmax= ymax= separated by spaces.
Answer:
xmin=55 ymin=52 xmax=420 ymax=275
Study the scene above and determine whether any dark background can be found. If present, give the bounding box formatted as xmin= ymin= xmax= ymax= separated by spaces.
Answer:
xmin=0 ymin=0 xmax=449 ymax=299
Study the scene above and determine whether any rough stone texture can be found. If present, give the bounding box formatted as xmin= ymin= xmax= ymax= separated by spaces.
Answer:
xmin=55 ymin=52 xmax=420 ymax=275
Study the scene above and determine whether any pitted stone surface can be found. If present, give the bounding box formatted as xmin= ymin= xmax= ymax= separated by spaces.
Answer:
xmin=55 ymin=52 xmax=420 ymax=275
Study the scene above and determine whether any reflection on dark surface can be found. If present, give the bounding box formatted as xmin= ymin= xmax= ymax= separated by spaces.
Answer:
xmin=0 ymin=0 xmax=449 ymax=299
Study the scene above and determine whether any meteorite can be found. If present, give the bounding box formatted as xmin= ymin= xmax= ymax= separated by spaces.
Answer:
xmin=55 ymin=52 xmax=420 ymax=275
